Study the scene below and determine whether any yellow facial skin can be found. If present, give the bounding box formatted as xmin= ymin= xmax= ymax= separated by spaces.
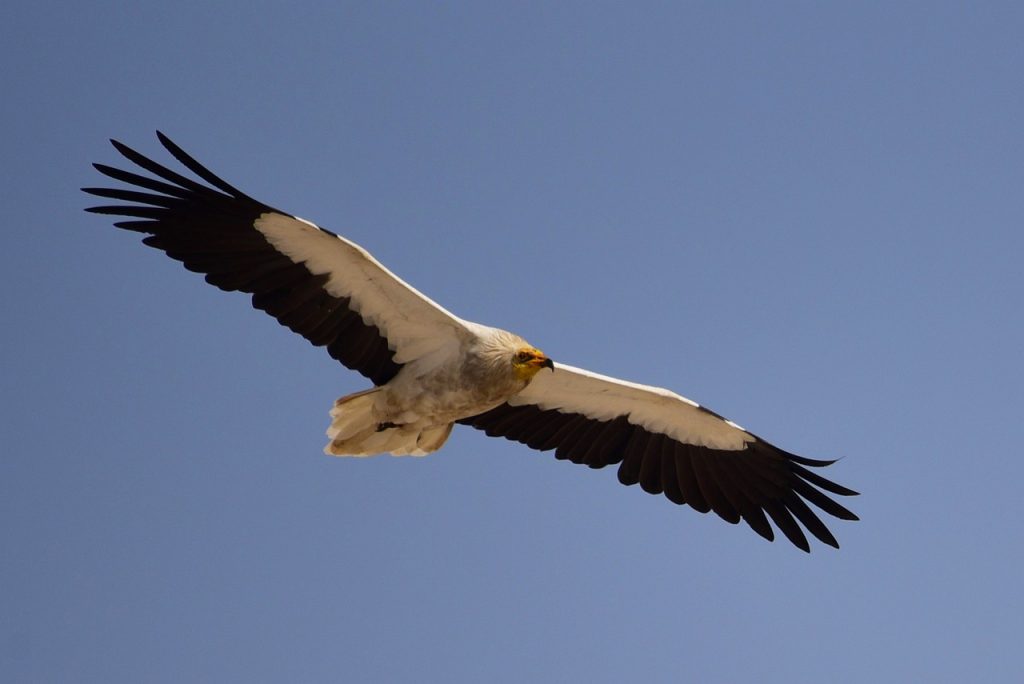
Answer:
xmin=512 ymin=347 xmax=555 ymax=381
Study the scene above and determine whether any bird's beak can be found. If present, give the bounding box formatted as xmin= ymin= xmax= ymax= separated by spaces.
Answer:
xmin=523 ymin=350 xmax=554 ymax=373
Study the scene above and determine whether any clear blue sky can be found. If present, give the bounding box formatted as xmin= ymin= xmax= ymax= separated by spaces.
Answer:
xmin=3 ymin=2 xmax=1023 ymax=682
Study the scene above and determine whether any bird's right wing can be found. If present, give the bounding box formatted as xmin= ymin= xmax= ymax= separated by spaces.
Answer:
xmin=460 ymin=363 xmax=858 ymax=551
xmin=84 ymin=133 xmax=474 ymax=386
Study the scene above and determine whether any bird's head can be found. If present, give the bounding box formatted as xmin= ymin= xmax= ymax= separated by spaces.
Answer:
xmin=512 ymin=346 xmax=554 ymax=381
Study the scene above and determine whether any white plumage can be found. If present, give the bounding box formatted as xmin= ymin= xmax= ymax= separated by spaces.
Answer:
xmin=254 ymin=212 xmax=465 ymax=366
xmin=512 ymin=364 xmax=753 ymax=450
xmin=84 ymin=132 xmax=858 ymax=551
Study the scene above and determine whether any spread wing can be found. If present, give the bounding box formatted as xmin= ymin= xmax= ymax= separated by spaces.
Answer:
xmin=459 ymin=364 xmax=858 ymax=552
xmin=83 ymin=132 xmax=471 ymax=385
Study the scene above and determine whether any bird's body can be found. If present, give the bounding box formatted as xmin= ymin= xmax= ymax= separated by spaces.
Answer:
xmin=327 ymin=326 xmax=547 ymax=456
xmin=84 ymin=133 xmax=859 ymax=552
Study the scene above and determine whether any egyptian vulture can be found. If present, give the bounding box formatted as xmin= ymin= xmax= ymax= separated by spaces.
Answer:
xmin=84 ymin=132 xmax=858 ymax=552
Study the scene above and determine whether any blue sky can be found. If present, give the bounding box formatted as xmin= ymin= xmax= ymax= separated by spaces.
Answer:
xmin=3 ymin=2 xmax=1023 ymax=681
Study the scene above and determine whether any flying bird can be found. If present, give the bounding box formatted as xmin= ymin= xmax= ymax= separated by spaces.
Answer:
xmin=84 ymin=132 xmax=858 ymax=551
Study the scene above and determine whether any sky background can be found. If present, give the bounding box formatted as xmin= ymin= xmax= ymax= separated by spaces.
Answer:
xmin=3 ymin=2 xmax=1023 ymax=682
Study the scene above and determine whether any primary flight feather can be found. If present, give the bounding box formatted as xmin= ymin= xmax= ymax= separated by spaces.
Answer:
xmin=84 ymin=132 xmax=858 ymax=552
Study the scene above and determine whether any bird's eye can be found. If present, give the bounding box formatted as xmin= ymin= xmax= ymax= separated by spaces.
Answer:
xmin=516 ymin=351 xmax=531 ymax=363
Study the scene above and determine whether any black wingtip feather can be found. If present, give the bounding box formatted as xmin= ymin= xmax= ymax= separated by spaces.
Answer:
xmin=763 ymin=502 xmax=811 ymax=552
xmin=791 ymin=479 xmax=860 ymax=521
xmin=156 ymin=131 xmax=249 ymax=199
xmin=790 ymin=463 xmax=860 ymax=497
xmin=785 ymin=494 xmax=840 ymax=549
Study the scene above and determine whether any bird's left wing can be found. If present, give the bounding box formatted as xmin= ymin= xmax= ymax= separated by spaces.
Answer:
xmin=84 ymin=133 xmax=472 ymax=386
xmin=459 ymin=364 xmax=858 ymax=551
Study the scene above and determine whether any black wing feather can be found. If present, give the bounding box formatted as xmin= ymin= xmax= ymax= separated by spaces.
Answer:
xmin=459 ymin=403 xmax=858 ymax=552
xmin=84 ymin=133 xmax=402 ymax=386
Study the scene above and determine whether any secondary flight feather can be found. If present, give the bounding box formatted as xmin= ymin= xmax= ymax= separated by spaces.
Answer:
xmin=84 ymin=132 xmax=858 ymax=551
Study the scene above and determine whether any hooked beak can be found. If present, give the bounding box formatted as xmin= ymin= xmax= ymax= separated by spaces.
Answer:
xmin=522 ymin=350 xmax=555 ymax=373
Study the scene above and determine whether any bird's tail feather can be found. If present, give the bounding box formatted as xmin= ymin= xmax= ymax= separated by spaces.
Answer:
xmin=324 ymin=389 xmax=452 ymax=457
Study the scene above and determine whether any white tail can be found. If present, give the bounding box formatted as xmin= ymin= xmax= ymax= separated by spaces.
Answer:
xmin=324 ymin=389 xmax=453 ymax=457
